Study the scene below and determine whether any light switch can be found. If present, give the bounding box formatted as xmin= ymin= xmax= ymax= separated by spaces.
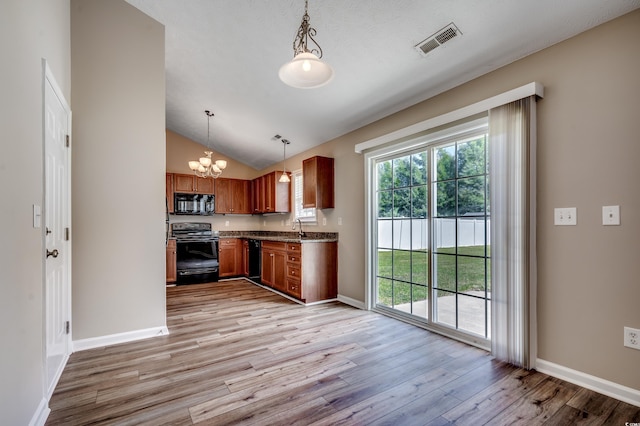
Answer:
xmin=554 ymin=207 xmax=577 ymax=226
xmin=602 ymin=205 xmax=620 ymax=226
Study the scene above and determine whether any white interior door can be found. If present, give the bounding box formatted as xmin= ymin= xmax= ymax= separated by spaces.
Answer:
xmin=44 ymin=63 xmax=71 ymax=398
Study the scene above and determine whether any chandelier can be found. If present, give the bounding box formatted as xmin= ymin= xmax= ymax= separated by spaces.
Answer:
xmin=188 ymin=110 xmax=227 ymax=178
xmin=279 ymin=0 xmax=333 ymax=89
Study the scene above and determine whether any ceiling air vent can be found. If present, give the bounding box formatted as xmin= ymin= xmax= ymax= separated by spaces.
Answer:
xmin=415 ymin=23 xmax=461 ymax=56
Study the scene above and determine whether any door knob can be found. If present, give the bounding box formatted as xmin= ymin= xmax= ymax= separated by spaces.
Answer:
xmin=47 ymin=249 xmax=59 ymax=258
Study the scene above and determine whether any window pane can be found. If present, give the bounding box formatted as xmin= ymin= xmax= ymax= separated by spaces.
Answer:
xmin=457 ymin=137 xmax=486 ymax=178
xmin=377 ymin=249 xmax=392 ymax=278
xmin=392 ymin=219 xmax=411 ymax=250
xmin=393 ymin=280 xmax=411 ymax=308
xmin=377 ymin=160 xmax=393 ymax=190
xmin=435 ymin=289 xmax=456 ymax=328
xmin=457 ymin=176 xmax=485 ymax=216
xmin=377 ymin=277 xmax=392 ymax=306
xmin=411 ymin=186 xmax=427 ymax=218
xmin=411 ymin=284 xmax=428 ymax=317
xmin=434 ymin=253 xmax=455 ymax=292
xmin=411 ymin=218 xmax=429 ymax=250
xmin=393 ymin=188 xmax=411 ymax=218
xmin=458 ymin=255 xmax=486 ymax=294
xmin=433 ymin=218 xmax=455 ymax=252
xmin=411 ymin=250 xmax=428 ymax=285
xmin=377 ymin=220 xmax=392 ymax=249
xmin=457 ymin=294 xmax=486 ymax=336
xmin=435 ymin=144 xmax=455 ymax=181
xmin=435 ymin=181 xmax=456 ymax=217
xmin=392 ymin=250 xmax=411 ymax=282
xmin=378 ymin=190 xmax=392 ymax=218
xmin=457 ymin=218 xmax=487 ymax=253
xmin=393 ymin=156 xmax=411 ymax=188
xmin=411 ymin=152 xmax=427 ymax=185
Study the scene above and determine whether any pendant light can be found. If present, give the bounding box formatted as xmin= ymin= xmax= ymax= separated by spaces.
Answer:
xmin=188 ymin=110 xmax=227 ymax=178
xmin=279 ymin=0 xmax=333 ymax=89
xmin=279 ymin=139 xmax=291 ymax=183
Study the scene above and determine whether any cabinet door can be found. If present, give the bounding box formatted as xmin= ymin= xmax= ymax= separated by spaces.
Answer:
xmin=166 ymin=239 xmax=176 ymax=283
xmin=252 ymin=177 xmax=264 ymax=213
xmin=272 ymin=250 xmax=287 ymax=292
xmin=196 ymin=176 xmax=215 ymax=195
xmin=232 ymin=179 xmax=252 ymax=214
xmin=166 ymin=173 xmax=174 ymax=213
xmin=219 ymin=238 xmax=239 ymax=277
xmin=174 ymin=174 xmax=196 ymax=193
xmin=215 ymin=178 xmax=232 ymax=213
xmin=303 ymin=156 xmax=334 ymax=209
xmin=264 ymin=172 xmax=275 ymax=212
xmin=261 ymin=248 xmax=274 ymax=287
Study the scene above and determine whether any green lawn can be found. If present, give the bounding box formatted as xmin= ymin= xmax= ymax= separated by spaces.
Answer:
xmin=377 ymin=245 xmax=490 ymax=307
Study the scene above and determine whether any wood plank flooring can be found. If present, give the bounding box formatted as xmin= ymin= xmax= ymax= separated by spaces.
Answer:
xmin=47 ymin=279 xmax=640 ymax=425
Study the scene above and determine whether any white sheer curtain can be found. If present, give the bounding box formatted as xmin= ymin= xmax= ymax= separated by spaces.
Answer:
xmin=489 ymin=96 xmax=537 ymax=369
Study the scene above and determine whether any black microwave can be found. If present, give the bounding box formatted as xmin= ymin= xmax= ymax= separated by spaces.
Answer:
xmin=174 ymin=193 xmax=215 ymax=215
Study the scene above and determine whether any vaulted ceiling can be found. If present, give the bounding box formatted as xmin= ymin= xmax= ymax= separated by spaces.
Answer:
xmin=126 ymin=0 xmax=640 ymax=170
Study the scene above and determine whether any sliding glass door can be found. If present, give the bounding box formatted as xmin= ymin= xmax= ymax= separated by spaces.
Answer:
xmin=373 ymin=126 xmax=491 ymax=342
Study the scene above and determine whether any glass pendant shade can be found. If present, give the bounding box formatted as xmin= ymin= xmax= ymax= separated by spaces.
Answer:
xmin=279 ymin=52 xmax=334 ymax=89
xmin=215 ymin=159 xmax=227 ymax=170
xmin=279 ymin=172 xmax=291 ymax=183
xmin=189 ymin=160 xmax=200 ymax=171
xmin=199 ymin=156 xmax=212 ymax=168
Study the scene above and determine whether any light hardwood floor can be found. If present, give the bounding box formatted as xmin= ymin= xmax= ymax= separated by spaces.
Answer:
xmin=47 ymin=279 xmax=640 ymax=425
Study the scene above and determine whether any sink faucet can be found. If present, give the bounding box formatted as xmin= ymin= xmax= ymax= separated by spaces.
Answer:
xmin=293 ymin=218 xmax=306 ymax=238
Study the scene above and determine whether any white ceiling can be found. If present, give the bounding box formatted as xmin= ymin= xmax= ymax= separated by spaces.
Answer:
xmin=126 ymin=0 xmax=639 ymax=170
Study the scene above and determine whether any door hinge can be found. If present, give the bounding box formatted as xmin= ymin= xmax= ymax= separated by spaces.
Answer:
xmin=66 ymin=134 xmax=70 ymax=147
xmin=65 ymin=321 xmax=70 ymax=334
xmin=65 ymin=227 xmax=70 ymax=241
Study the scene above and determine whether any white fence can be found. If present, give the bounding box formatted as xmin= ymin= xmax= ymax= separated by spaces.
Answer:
xmin=378 ymin=218 xmax=489 ymax=250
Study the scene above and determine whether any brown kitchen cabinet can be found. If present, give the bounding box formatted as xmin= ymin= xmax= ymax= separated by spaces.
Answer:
xmin=215 ymin=178 xmax=252 ymax=214
xmin=252 ymin=171 xmax=290 ymax=214
xmin=285 ymin=241 xmax=337 ymax=303
xmin=219 ymin=238 xmax=243 ymax=278
xmin=173 ymin=173 xmax=215 ymax=194
xmin=166 ymin=173 xmax=175 ymax=213
xmin=166 ymin=239 xmax=177 ymax=283
xmin=303 ymin=156 xmax=334 ymax=209
xmin=261 ymin=241 xmax=287 ymax=292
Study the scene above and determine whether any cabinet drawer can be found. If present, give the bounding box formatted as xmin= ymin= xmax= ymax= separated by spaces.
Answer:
xmin=220 ymin=238 xmax=238 ymax=246
xmin=287 ymin=265 xmax=301 ymax=280
xmin=286 ymin=243 xmax=301 ymax=252
xmin=287 ymin=254 xmax=301 ymax=264
xmin=262 ymin=241 xmax=287 ymax=251
xmin=286 ymin=278 xmax=301 ymax=298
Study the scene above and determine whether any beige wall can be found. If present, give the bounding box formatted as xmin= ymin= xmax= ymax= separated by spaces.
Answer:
xmin=71 ymin=0 xmax=166 ymax=339
xmin=0 ymin=1 xmax=71 ymax=423
xmin=312 ymin=10 xmax=639 ymax=390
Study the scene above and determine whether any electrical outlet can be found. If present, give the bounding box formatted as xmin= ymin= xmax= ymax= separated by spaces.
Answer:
xmin=338 ymin=217 xmax=343 ymax=226
xmin=624 ymin=327 xmax=640 ymax=350
xmin=224 ymin=220 xmax=229 ymax=227
xmin=554 ymin=207 xmax=577 ymax=226
xmin=322 ymin=217 xmax=327 ymax=226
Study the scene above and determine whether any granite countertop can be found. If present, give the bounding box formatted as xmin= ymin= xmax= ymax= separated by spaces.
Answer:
xmin=219 ymin=231 xmax=338 ymax=243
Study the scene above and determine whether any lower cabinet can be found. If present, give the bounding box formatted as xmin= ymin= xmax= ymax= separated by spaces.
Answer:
xmin=219 ymin=238 xmax=242 ymax=278
xmin=261 ymin=241 xmax=287 ymax=292
xmin=166 ymin=239 xmax=176 ymax=283
xmin=262 ymin=240 xmax=337 ymax=303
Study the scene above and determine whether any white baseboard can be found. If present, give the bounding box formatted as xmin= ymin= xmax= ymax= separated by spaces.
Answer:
xmin=73 ymin=325 xmax=169 ymax=352
xmin=337 ymin=294 xmax=366 ymax=310
xmin=536 ymin=359 xmax=640 ymax=407
xmin=29 ymin=397 xmax=50 ymax=426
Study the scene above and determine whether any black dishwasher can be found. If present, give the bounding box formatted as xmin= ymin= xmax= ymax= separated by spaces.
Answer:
xmin=248 ymin=239 xmax=261 ymax=282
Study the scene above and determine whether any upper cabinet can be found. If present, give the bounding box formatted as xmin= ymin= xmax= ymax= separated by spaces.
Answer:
xmin=303 ymin=156 xmax=334 ymax=209
xmin=252 ymin=171 xmax=290 ymax=214
xmin=173 ymin=173 xmax=215 ymax=195
xmin=215 ymin=178 xmax=252 ymax=214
